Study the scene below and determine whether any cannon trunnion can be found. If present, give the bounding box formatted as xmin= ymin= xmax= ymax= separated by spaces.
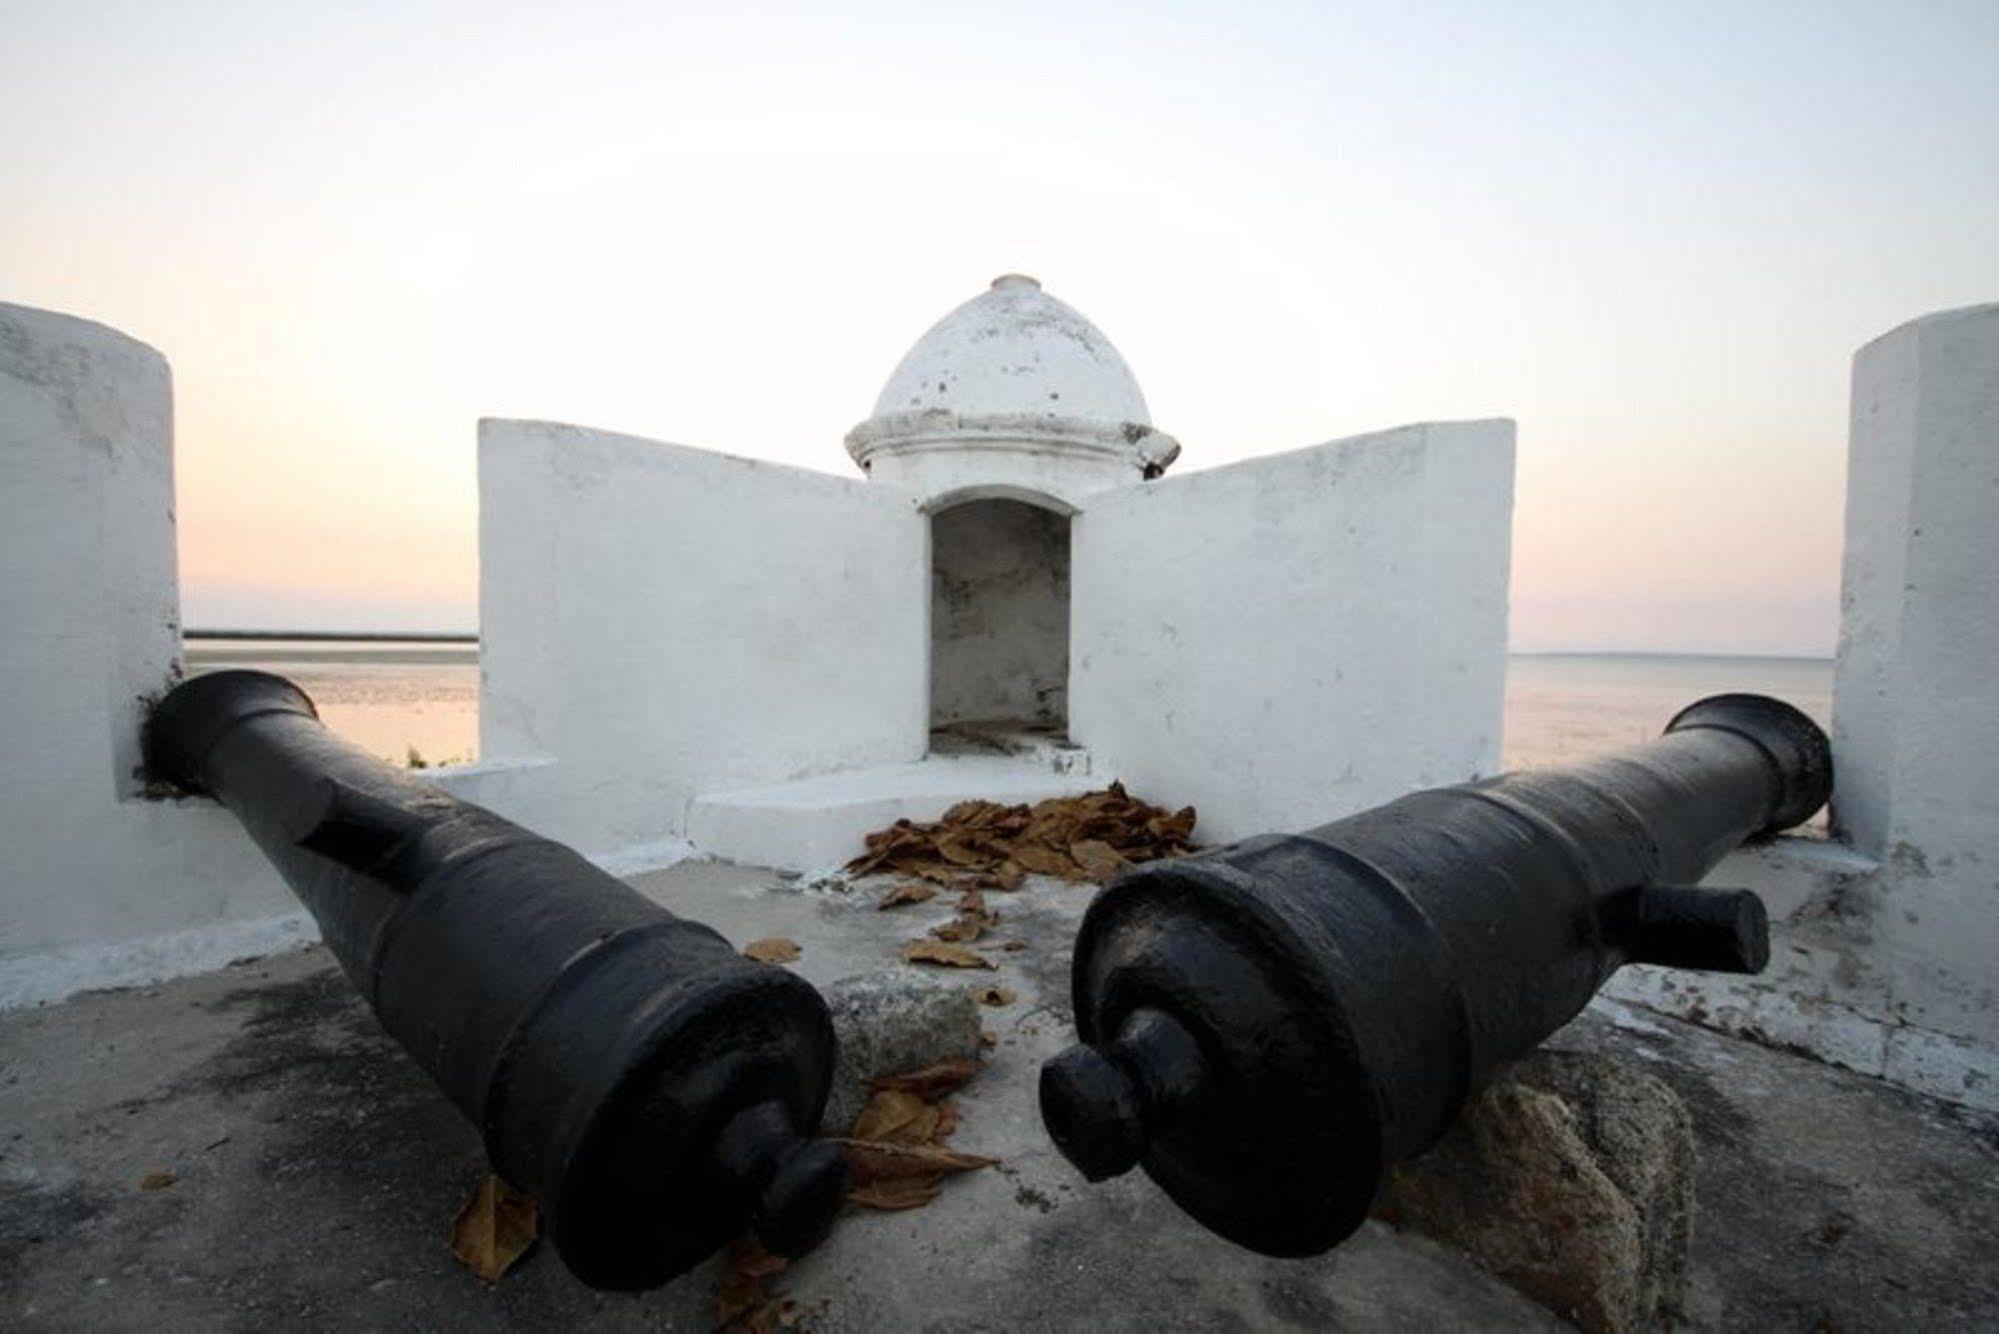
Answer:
xmin=146 ymin=670 xmax=846 ymax=1290
xmin=1039 ymin=693 xmax=1831 ymax=1258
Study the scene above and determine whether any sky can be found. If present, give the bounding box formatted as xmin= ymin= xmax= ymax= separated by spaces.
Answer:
xmin=4 ymin=1 xmax=1995 ymax=654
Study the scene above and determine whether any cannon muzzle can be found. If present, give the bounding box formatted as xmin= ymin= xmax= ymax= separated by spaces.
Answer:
xmin=1040 ymin=693 xmax=1830 ymax=1257
xmin=146 ymin=670 xmax=845 ymax=1290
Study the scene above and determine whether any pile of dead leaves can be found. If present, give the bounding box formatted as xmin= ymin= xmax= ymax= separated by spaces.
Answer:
xmin=836 ymin=1057 xmax=995 ymax=1211
xmin=845 ymin=783 xmax=1197 ymax=890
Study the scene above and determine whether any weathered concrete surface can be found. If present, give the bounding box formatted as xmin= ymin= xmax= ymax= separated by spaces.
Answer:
xmin=1378 ymin=1052 xmax=1694 ymax=1333
xmin=1556 ymin=1001 xmax=1999 ymax=1330
xmin=1 ymin=859 xmax=1994 ymax=1331
xmin=0 ymin=861 xmax=1560 ymax=1332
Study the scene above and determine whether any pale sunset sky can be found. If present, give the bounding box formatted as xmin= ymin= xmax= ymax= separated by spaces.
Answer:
xmin=4 ymin=1 xmax=1995 ymax=653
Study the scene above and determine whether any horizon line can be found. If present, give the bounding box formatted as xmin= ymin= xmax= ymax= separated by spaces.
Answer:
xmin=182 ymin=629 xmax=1834 ymax=662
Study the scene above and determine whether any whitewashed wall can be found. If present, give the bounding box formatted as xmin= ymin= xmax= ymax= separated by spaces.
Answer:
xmin=0 ymin=303 xmax=300 ymax=998
xmin=1832 ymin=302 xmax=1999 ymax=1046
xmin=479 ymin=421 xmax=929 ymax=853
xmin=0 ymin=304 xmax=560 ymax=1007
xmin=1609 ymin=303 xmax=1999 ymax=1111
xmin=1071 ymin=421 xmax=1515 ymax=842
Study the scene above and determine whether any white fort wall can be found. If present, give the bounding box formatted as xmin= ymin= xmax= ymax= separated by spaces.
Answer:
xmin=689 ymin=419 xmax=1513 ymax=869
xmin=478 ymin=421 xmax=930 ymax=853
xmin=0 ymin=305 xmax=569 ymax=1006
xmin=0 ymin=305 xmax=293 ymax=992
xmin=1606 ymin=304 xmax=1999 ymax=1110
xmin=1072 ymin=422 xmax=1515 ymax=843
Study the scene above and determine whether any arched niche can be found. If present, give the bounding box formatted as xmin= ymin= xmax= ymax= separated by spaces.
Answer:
xmin=929 ymin=494 xmax=1071 ymax=738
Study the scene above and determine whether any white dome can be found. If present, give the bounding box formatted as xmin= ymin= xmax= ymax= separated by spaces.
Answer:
xmin=847 ymin=276 xmax=1180 ymax=505
xmin=870 ymin=274 xmax=1153 ymax=424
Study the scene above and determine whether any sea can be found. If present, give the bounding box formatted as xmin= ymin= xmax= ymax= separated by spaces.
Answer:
xmin=182 ymin=639 xmax=1834 ymax=776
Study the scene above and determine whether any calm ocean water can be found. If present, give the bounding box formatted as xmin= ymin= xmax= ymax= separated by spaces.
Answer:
xmin=184 ymin=639 xmax=481 ymax=768
xmin=183 ymin=640 xmax=1834 ymax=775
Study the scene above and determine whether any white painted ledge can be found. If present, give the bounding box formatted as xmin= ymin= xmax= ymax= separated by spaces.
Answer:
xmin=688 ymin=752 xmax=1102 ymax=874
xmin=1607 ymin=835 xmax=1999 ymax=1112
xmin=0 ymin=911 xmax=320 ymax=1011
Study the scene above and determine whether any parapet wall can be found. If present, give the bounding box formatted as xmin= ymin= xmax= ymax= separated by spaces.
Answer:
xmin=478 ymin=420 xmax=931 ymax=854
xmin=2 ymin=296 xmax=1995 ymax=1120
xmin=1606 ymin=304 xmax=1999 ymax=1110
xmin=0 ymin=304 xmax=576 ymax=1006
xmin=1072 ymin=421 xmax=1514 ymax=841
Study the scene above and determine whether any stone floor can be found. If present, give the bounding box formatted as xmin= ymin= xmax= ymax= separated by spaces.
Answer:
xmin=2 ymin=860 xmax=1994 ymax=1331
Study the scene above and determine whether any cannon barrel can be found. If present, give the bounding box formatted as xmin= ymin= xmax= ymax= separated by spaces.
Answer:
xmin=1039 ymin=693 xmax=1830 ymax=1258
xmin=145 ymin=670 xmax=846 ymax=1290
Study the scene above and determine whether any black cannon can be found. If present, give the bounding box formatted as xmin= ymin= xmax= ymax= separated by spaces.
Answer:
xmin=145 ymin=670 xmax=845 ymax=1290
xmin=1039 ymin=693 xmax=1830 ymax=1257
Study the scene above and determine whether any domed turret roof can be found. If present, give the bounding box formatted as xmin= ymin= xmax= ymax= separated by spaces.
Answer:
xmin=847 ymin=277 xmax=1180 ymax=500
xmin=870 ymin=274 xmax=1153 ymax=424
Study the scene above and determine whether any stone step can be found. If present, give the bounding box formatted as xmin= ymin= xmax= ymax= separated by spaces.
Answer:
xmin=688 ymin=752 xmax=1102 ymax=873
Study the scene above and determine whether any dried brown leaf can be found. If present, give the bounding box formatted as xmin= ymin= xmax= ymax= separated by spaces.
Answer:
xmin=138 ymin=1170 xmax=177 ymax=1191
xmin=836 ymin=1138 xmax=998 ymax=1185
xmin=869 ymin=1057 xmax=979 ymax=1100
xmin=973 ymin=985 xmax=1017 ymax=1008
xmin=934 ymin=831 xmax=993 ymax=867
xmin=1023 ymin=815 xmax=1078 ymax=849
xmin=849 ymin=1088 xmax=941 ymax=1145
xmin=1010 ymin=843 xmax=1078 ymax=878
xmin=1070 ymin=839 xmax=1129 ymax=881
xmin=716 ymin=1234 xmax=788 ymax=1330
xmin=743 ymin=937 xmax=801 ymax=964
xmin=929 ymin=913 xmax=986 ymax=944
xmin=876 ymin=882 xmax=938 ymax=910
xmin=716 ymin=1271 xmax=763 ymax=1328
xmin=902 ymin=939 xmax=993 ymax=970
xmin=729 ymin=1234 xmax=789 ymax=1280
xmin=450 ymin=1174 xmax=538 ymax=1284
xmin=938 ymin=800 xmax=988 ymax=825
xmin=847 ymin=1177 xmax=939 ymax=1211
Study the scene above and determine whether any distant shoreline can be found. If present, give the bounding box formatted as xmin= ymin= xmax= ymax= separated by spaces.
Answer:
xmin=182 ymin=632 xmax=1831 ymax=663
xmin=184 ymin=630 xmax=478 ymax=643
xmin=1510 ymin=649 xmax=1834 ymax=663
